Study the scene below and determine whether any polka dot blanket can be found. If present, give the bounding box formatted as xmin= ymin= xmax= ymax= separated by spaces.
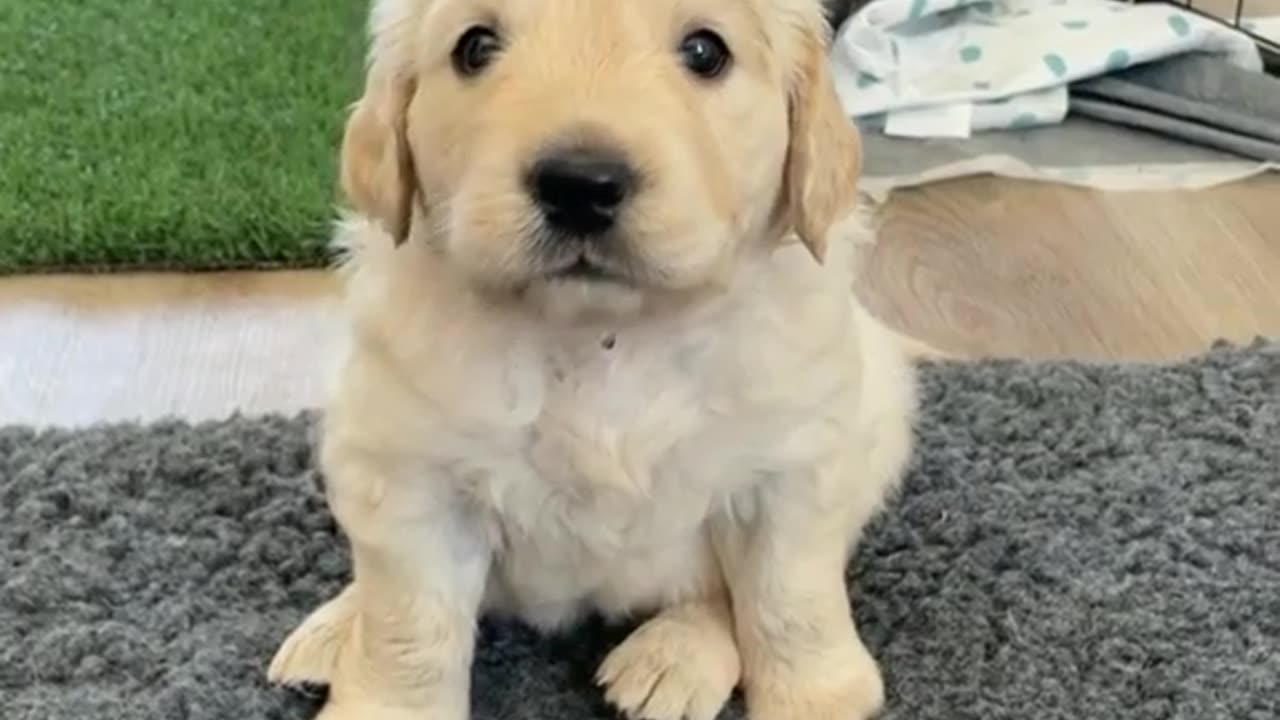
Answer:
xmin=830 ymin=0 xmax=1263 ymax=138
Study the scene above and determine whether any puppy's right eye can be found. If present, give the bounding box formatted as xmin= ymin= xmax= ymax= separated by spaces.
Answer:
xmin=679 ymin=29 xmax=731 ymax=80
xmin=452 ymin=26 xmax=502 ymax=77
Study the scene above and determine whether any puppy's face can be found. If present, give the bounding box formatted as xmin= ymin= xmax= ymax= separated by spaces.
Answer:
xmin=343 ymin=0 xmax=860 ymax=319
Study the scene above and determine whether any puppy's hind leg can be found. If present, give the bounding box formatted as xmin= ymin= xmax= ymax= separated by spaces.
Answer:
xmin=269 ymin=583 xmax=359 ymax=687
xmin=597 ymin=587 xmax=741 ymax=720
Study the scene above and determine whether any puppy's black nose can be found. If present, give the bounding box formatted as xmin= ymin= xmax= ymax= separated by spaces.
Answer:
xmin=528 ymin=149 xmax=635 ymax=236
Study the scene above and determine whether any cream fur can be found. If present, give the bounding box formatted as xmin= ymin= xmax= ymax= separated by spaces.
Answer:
xmin=268 ymin=1 xmax=918 ymax=719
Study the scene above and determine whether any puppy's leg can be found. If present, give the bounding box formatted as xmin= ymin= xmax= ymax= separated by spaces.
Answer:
xmin=596 ymin=587 xmax=741 ymax=720
xmin=269 ymin=456 xmax=491 ymax=720
xmin=713 ymin=463 xmax=900 ymax=720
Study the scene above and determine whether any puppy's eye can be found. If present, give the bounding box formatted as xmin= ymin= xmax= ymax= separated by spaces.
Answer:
xmin=452 ymin=26 xmax=502 ymax=77
xmin=678 ymin=29 xmax=731 ymax=79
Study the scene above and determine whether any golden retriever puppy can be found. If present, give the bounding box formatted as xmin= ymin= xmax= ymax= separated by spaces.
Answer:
xmin=267 ymin=0 xmax=916 ymax=719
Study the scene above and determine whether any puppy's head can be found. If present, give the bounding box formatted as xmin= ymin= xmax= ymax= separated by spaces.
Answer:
xmin=342 ymin=0 xmax=860 ymax=318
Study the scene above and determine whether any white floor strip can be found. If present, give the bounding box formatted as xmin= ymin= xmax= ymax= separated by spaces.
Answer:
xmin=0 ymin=290 xmax=344 ymax=428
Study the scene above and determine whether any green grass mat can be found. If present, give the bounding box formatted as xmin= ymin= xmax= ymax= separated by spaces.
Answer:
xmin=0 ymin=1 xmax=367 ymax=273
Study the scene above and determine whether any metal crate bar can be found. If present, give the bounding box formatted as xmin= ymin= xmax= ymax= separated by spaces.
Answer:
xmin=1137 ymin=0 xmax=1280 ymax=72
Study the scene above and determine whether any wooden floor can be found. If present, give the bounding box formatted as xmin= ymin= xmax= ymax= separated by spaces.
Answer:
xmin=859 ymin=174 xmax=1280 ymax=360
xmin=2 ymin=174 xmax=1278 ymax=427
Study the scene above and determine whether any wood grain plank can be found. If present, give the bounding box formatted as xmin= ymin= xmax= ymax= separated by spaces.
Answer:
xmin=856 ymin=175 xmax=1280 ymax=361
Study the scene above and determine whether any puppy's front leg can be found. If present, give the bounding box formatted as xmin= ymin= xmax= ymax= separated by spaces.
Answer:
xmin=272 ymin=454 xmax=490 ymax=720
xmin=714 ymin=470 xmax=886 ymax=720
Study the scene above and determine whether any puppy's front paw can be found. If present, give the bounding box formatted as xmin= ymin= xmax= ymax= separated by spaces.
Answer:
xmin=270 ymin=586 xmax=467 ymax=720
xmin=596 ymin=613 xmax=741 ymax=720
xmin=746 ymin=641 xmax=884 ymax=720
xmin=269 ymin=586 xmax=359 ymax=687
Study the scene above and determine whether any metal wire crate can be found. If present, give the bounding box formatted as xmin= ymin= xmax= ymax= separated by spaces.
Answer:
xmin=1136 ymin=0 xmax=1280 ymax=72
xmin=827 ymin=0 xmax=1280 ymax=73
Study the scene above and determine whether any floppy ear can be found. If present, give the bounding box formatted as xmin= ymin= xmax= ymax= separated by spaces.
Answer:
xmin=339 ymin=77 xmax=417 ymax=244
xmin=783 ymin=22 xmax=862 ymax=264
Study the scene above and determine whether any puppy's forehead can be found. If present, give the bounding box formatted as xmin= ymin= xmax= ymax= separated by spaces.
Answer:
xmin=371 ymin=0 xmax=815 ymax=85
xmin=422 ymin=0 xmax=773 ymax=46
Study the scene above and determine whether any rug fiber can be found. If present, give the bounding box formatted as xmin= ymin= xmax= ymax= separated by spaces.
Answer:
xmin=2 ymin=342 xmax=1277 ymax=719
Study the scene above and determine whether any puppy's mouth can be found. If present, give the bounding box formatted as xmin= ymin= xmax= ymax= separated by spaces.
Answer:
xmin=537 ymin=241 xmax=634 ymax=284
xmin=547 ymin=257 xmax=622 ymax=282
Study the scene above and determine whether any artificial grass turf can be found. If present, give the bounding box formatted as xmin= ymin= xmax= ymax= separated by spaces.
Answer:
xmin=0 ymin=0 xmax=368 ymax=273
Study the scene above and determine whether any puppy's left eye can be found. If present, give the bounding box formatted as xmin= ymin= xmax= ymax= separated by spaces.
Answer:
xmin=452 ymin=26 xmax=502 ymax=77
xmin=678 ymin=29 xmax=731 ymax=80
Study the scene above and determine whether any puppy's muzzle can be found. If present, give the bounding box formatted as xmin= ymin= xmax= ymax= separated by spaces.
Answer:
xmin=527 ymin=146 xmax=636 ymax=237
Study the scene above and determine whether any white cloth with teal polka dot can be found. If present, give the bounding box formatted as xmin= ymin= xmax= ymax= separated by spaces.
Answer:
xmin=831 ymin=0 xmax=1264 ymax=138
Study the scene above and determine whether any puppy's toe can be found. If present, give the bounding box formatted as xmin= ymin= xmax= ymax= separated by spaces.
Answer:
xmin=268 ymin=585 xmax=358 ymax=687
xmin=596 ymin=614 xmax=740 ymax=720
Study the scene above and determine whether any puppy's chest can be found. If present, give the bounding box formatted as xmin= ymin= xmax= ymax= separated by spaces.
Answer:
xmin=468 ymin=334 xmax=747 ymax=553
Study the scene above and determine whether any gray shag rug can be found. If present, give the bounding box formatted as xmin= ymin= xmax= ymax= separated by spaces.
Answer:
xmin=3 ymin=341 xmax=1278 ymax=720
